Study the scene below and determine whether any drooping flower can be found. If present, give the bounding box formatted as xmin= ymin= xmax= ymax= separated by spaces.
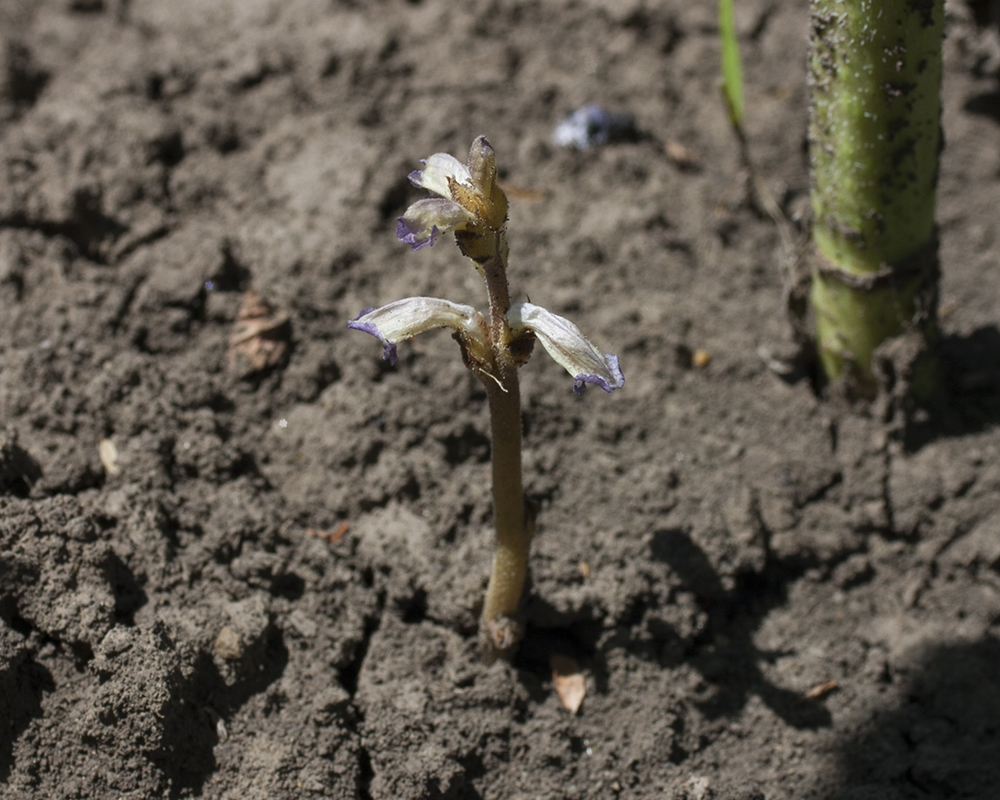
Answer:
xmin=507 ymin=302 xmax=624 ymax=394
xmin=396 ymin=136 xmax=509 ymax=251
xmin=348 ymin=297 xmax=491 ymax=369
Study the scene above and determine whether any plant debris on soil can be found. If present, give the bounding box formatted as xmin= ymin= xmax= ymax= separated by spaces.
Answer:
xmin=2 ymin=1 xmax=1000 ymax=798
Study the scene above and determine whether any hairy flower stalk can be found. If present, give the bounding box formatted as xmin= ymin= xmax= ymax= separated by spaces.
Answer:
xmin=350 ymin=137 xmax=623 ymax=661
xmin=809 ymin=0 xmax=944 ymax=398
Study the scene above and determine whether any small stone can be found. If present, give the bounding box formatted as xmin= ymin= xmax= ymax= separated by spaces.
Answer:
xmin=214 ymin=625 xmax=243 ymax=660
xmin=98 ymin=439 xmax=121 ymax=476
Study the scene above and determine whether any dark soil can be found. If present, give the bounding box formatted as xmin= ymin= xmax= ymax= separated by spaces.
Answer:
xmin=3 ymin=1 xmax=1000 ymax=798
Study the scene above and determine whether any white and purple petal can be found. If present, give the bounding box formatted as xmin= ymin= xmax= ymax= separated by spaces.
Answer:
xmin=349 ymin=297 xmax=490 ymax=366
xmin=507 ymin=302 xmax=624 ymax=394
xmin=396 ymin=197 xmax=475 ymax=250
xmin=571 ymin=353 xmax=624 ymax=395
xmin=409 ymin=152 xmax=472 ymax=197
xmin=347 ymin=307 xmax=398 ymax=364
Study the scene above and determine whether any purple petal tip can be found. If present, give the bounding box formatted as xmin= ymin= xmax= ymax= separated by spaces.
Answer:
xmin=395 ymin=218 xmax=438 ymax=250
xmin=348 ymin=311 xmax=399 ymax=366
xmin=572 ymin=354 xmax=625 ymax=395
xmin=348 ymin=308 xmax=376 ymax=325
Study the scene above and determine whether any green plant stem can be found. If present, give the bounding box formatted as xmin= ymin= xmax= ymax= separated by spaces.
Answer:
xmin=809 ymin=0 xmax=943 ymax=398
xmin=477 ymin=231 xmax=531 ymax=662
xmin=719 ymin=0 xmax=745 ymax=128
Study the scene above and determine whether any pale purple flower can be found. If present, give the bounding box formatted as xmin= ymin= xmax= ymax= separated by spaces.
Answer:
xmin=396 ymin=137 xmax=508 ymax=250
xmin=348 ymin=297 xmax=490 ymax=367
xmin=507 ymin=302 xmax=624 ymax=394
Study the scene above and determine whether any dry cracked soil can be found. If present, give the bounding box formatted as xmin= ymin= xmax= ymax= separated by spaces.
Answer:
xmin=2 ymin=0 xmax=1000 ymax=798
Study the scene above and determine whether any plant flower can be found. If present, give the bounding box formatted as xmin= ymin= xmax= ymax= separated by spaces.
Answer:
xmin=508 ymin=302 xmax=624 ymax=394
xmin=348 ymin=297 xmax=491 ymax=371
xmin=396 ymin=136 xmax=508 ymax=252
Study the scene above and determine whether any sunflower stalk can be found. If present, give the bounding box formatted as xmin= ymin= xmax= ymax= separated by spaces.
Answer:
xmin=808 ymin=0 xmax=944 ymax=398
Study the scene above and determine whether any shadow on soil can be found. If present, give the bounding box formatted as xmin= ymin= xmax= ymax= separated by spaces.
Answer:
xmin=650 ymin=529 xmax=832 ymax=731
xmin=154 ymin=625 xmax=289 ymax=798
xmin=905 ymin=325 xmax=1000 ymax=450
xmin=963 ymin=89 xmax=1000 ymax=123
xmin=829 ymin=635 xmax=1000 ymax=799
xmin=0 ymin=430 xmax=42 ymax=498
xmin=0 ymin=646 xmax=53 ymax=784
xmin=516 ymin=528 xmax=832 ymax=731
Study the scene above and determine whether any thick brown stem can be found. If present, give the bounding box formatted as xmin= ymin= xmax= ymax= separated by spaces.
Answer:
xmin=477 ymin=230 xmax=531 ymax=662
xmin=481 ymin=236 xmax=512 ymax=346
xmin=479 ymin=366 xmax=528 ymax=661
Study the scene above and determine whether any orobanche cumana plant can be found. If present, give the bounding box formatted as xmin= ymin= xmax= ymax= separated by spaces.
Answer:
xmin=349 ymin=137 xmax=624 ymax=662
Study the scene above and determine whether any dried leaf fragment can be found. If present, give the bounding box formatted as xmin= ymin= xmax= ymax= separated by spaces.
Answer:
xmin=498 ymin=181 xmax=548 ymax=202
xmin=306 ymin=520 xmax=350 ymax=543
xmin=550 ymin=654 xmax=585 ymax=714
xmin=804 ymin=679 xmax=839 ymax=700
xmin=228 ymin=290 xmax=292 ymax=377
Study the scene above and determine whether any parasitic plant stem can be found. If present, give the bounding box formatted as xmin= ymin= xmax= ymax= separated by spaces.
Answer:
xmin=481 ymin=371 xmax=529 ymax=660
xmin=475 ymin=228 xmax=531 ymax=661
